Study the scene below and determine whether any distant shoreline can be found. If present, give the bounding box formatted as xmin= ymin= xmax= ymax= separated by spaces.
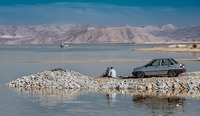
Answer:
xmin=0 ymin=59 xmax=199 ymax=64
xmin=135 ymin=43 xmax=200 ymax=53
xmin=1 ymin=41 xmax=200 ymax=45
xmin=134 ymin=41 xmax=200 ymax=44
xmin=135 ymin=47 xmax=200 ymax=53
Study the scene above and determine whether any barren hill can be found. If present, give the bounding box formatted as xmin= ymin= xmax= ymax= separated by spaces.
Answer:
xmin=0 ymin=24 xmax=199 ymax=44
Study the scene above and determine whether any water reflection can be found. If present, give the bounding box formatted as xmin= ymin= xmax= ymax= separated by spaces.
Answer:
xmin=133 ymin=95 xmax=185 ymax=116
xmin=8 ymin=86 xmax=200 ymax=106
xmin=8 ymin=87 xmax=88 ymax=106
xmin=106 ymin=92 xmax=117 ymax=103
xmin=7 ymin=86 xmax=200 ymax=115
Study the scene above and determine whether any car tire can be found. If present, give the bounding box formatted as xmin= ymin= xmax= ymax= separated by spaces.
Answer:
xmin=167 ymin=70 xmax=177 ymax=77
xmin=136 ymin=71 xmax=145 ymax=78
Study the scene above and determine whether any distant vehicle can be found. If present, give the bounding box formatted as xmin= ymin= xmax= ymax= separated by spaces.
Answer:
xmin=132 ymin=58 xmax=186 ymax=78
xmin=60 ymin=43 xmax=68 ymax=48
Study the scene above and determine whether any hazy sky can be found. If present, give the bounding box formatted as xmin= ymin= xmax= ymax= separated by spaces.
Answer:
xmin=0 ymin=0 xmax=200 ymax=27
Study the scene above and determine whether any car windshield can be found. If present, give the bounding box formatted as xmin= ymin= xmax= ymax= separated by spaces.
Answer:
xmin=146 ymin=59 xmax=160 ymax=66
xmin=146 ymin=60 xmax=154 ymax=66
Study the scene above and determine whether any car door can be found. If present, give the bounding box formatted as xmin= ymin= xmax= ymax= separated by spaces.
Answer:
xmin=159 ymin=59 xmax=173 ymax=75
xmin=144 ymin=59 xmax=162 ymax=75
xmin=160 ymin=59 xmax=170 ymax=75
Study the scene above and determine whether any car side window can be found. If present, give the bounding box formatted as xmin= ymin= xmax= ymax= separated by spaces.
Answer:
xmin=151 ymin=60 xmax=160 ymax=66
xmin=161 ymin=59 xmax=174 ymax=65
xmin=161 ymin=60 xmax=168 ymax=65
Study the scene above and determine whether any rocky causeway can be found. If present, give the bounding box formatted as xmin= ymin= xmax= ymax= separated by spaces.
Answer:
xmin=6 ymin=68 xmax=200 ymax=92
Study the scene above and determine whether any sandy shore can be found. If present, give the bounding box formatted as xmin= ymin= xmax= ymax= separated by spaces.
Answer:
xmin=134 ymin=43 xmax=200 ymax=54
xmin=135 ymin=47 xmax=200 ymax=53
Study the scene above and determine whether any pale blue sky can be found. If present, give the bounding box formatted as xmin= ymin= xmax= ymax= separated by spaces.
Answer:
xmin=0 ymin=0 xmax=200 ymax=27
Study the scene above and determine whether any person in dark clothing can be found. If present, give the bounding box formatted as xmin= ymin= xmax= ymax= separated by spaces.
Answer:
xmin=101 ymin=67 xmax=111 ymax=77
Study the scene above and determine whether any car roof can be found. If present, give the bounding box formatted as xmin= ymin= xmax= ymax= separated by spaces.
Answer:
xmin=152 ymin=58 xmax=174 ymax=60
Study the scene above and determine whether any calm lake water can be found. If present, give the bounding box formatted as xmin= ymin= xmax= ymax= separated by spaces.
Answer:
xmin=0 ymin=43 xmax=200 ymax=116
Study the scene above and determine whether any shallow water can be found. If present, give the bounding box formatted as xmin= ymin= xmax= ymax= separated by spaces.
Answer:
xmin=1 ymin=43 xmax=200 ymax=116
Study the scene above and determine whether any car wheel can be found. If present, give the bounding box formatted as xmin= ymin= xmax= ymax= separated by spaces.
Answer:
xmin=136 ymin=71 xmax=145 ymax=78
xmin=167 ymin=70 xmax=177 ymax=77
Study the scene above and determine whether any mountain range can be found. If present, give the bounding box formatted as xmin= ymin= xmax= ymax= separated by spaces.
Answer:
xmin=0 ymin=24 xmax=199 ymax=44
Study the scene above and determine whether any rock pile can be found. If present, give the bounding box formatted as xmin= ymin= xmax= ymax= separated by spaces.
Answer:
xmin=6 ymin=68 xmax=200 ymax=92
xmin=6 ymin=68 xmax=99 ymax=89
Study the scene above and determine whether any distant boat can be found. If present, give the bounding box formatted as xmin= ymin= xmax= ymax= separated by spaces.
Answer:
xmin=60 ymin=43 xmax=68 ymax=48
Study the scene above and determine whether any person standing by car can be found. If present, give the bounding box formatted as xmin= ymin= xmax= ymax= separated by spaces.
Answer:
xmin=108 ymin=67 xmax=116 ymax=77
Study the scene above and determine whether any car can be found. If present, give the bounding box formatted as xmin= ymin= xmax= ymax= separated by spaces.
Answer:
xmin=132 ymin=58 xmax=186 ymax=78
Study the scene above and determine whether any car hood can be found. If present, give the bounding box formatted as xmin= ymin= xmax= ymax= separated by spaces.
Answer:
xmin=134 ymin=65 xmax=145 ymax=71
